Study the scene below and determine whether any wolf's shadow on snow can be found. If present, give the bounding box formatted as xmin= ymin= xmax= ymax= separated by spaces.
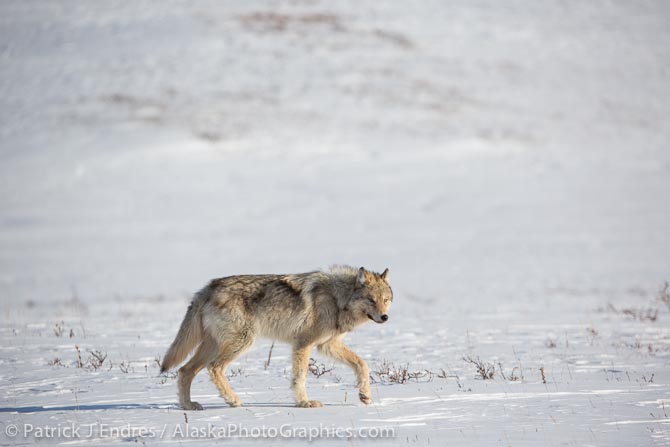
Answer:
xmin=0 ymin=402 xmax=354 ymax=413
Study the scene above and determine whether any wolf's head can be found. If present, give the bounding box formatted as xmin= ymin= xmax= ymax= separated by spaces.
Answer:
xmin=351 ymin=267 xmax=393 ymax=324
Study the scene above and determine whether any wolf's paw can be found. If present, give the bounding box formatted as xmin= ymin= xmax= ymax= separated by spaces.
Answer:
xmin=296 ymin=400 xmax=323 ymax=408
xmin=182 ymin=401 xmax=204 ymax=411
xmin=359 ymin=393 xmax=372 ymax=405
xmin=227 ymin=397 xmax=242 ymax=408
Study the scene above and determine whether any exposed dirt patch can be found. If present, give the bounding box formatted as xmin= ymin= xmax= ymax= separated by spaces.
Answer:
xmin=238 ymin=12 xmax=344 ymax=33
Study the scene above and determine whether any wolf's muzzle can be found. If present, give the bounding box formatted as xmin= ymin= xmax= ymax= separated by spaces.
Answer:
xmin=367 ymin=313 xmax=389 ymax=324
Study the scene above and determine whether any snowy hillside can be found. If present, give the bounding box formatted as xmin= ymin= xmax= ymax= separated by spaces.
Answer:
xmin=1 ymin=1 xmax=669 ymax=445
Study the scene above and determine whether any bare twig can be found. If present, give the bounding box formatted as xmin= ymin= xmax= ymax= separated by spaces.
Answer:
xmin=264 ymin=341 xmax=275 ymax=370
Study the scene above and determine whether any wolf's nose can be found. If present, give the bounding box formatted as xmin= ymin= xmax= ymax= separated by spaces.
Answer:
xmin=381 ymin=314 xmax=388 ymax=322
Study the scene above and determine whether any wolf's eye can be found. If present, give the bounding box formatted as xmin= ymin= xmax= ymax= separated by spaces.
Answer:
xmin=367 ymin=297 xmax=375 ymax=304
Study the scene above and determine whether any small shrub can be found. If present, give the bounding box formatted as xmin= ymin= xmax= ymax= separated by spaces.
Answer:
xmin=54 ymin=322 xmax=65 ymax=337
xmin=54 ymin=322 xmax=75 ymax=338
xmin=498 ymin=362 xmax=521 ymax=381
xmin=463 ymin=356 xmax=495 ymax=380
xmin=372 ymin=360 xmax=433 ymax=384
xmin=48 ymin=358 xmax=65 ymax=367
xmin=88 ymin=350 xmax=107 ymax=370
xmin=159 ymin=371 xmax=177 ymax=384
xmin=74 ymin=346 xmax=108 ymax=370
xmin=119 ymin=361 xmax=133 ymax=374
xmin=228 ymin=367 xmax=243 ymax=378
xmin=308 ymin=358 xmax=333 ymax=378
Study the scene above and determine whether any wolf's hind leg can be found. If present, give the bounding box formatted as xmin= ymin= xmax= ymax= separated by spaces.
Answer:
xmin=318 ymin=339 xmax=372 ymax=405
xmin=291 ymin=345 xmax=322 ymax=408
xmin=208 ymin=338 xmax=253 ymax=407
xmin=178 ymin=336 xmax=218 ymax=410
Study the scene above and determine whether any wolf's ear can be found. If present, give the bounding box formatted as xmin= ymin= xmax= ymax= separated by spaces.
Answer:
xmin=380 ymin=268 xmax=389 ymax=282
xmin=356 ymin=267 xmax=368 ymax=288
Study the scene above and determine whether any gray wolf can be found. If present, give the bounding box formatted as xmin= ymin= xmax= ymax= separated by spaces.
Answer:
xmin=160 ymin=265 xmax=393 ymax=410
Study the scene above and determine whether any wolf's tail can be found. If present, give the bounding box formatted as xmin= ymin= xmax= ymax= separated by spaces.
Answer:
xmin=160 ymin=287 xmax=208 ymax=373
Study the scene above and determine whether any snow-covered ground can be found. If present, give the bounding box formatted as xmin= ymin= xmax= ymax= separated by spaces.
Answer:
xmin=1 ymin=1 xmax=669 ymax=445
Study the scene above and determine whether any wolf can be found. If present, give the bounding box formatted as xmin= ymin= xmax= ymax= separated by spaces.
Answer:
xmin=160 ymin=265 xmax=393 ymax=410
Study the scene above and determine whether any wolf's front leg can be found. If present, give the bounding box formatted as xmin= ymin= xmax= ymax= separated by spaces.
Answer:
xmin=318 ymin=339 xmax=372 ymax=405
xmin=291 ymin=345 xmax=322 ymax=408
